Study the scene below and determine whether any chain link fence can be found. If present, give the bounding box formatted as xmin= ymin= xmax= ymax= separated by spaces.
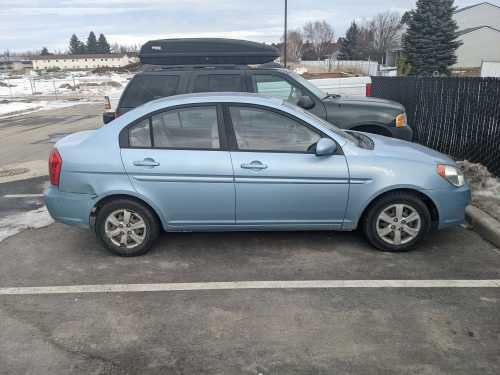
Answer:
xmin=0 ymin=71 xmax=128 ymax=101
xmin=372 ymin=76 xmax=500 ymax=176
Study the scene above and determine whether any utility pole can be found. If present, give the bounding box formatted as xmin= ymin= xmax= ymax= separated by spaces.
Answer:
xmin=284 ymin=0 xmax=288 ymax=68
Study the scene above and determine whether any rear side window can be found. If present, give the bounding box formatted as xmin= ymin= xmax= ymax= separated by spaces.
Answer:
xmin=129 ymin=119 xmax=152 ymax=148
xmin=121 ymin=75 xmax=180 ymax=108
xmin=151 ymin=106 xmax=220 ymax=149
xmin=192 ymin=74 xmax=242 ymax=93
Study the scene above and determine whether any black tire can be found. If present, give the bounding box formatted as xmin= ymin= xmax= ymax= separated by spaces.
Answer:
xmin=95 ymin=198 xmax=160 ymax=257
xmin=362 ymin=192 xmax=431 ymax=252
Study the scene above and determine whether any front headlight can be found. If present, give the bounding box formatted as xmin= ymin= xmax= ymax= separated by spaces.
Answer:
xmin=395 ymin=113 xmax=407 ymax=128
xmin=437 ymin=164 xmax=465 ymax=187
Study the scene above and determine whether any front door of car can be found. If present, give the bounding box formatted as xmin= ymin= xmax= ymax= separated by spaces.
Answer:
xmin=120 ymin=104 xmax=235 ymax=228
xmin=225 ymin=104 xmax=349 ymax=229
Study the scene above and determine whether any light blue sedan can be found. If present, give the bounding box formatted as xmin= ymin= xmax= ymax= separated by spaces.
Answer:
xmin=44 ymin=93 xmax=470 ymax=256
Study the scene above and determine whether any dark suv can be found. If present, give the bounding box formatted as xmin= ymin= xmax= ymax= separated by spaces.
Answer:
xmin=105 ymin=65 xmax=413 ymax=141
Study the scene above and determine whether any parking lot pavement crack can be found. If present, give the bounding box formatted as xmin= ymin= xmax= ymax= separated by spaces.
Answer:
xmin=0 ymin=303 xmax=125 ymax=373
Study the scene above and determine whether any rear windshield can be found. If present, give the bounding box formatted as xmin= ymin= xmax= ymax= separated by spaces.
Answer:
xmin=121 ymin=75 xmax=180 ymax=108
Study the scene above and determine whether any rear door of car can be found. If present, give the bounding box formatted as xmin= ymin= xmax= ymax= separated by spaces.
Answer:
xmin=120 ymin=103 xmax=235 ymax=229
xmin=117 ymin=72 xmax=188 ymax=116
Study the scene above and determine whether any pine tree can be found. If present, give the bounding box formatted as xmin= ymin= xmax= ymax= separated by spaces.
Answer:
xmin=338 ymin=21 xmax=361 ymax=60
xmin=402 ymin=0 xmax=462 ymax=75
xmin=40 ymin=47 xmax=50 ymax=56
xmin=86 ymin=31 xmax=98 ymax=54
xmin=97 ymin=33 xmax=111 ymax=53
xmin=69 ymin=34 xmax=86 ymax=54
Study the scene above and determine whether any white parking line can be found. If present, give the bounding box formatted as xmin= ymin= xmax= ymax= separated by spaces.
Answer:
xmin=1 ymin=280 xmax=500 ymax=296
xmin=3 ymin=194 xmax=44 ymax=198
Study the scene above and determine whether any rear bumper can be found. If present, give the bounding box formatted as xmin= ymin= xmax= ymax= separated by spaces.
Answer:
xmin=426 ymin=185 xmax=471 ymax=229
xmin=43 ymin=187 xmax=96 ymax=228
xmin=388 ymin=125 xmax=413 ymax=142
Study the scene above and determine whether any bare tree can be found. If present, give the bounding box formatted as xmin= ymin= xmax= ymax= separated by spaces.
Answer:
xmin=303 ymin=21 xmax=335 ymax=60
xmin=282 ymin=29 xmax=304 ymax=63
xmin=366 ymin=12 xmax=402 ymax=64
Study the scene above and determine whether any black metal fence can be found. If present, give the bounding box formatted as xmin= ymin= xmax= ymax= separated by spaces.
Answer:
xmin=371 ymin=76 xmax=500 ymax=176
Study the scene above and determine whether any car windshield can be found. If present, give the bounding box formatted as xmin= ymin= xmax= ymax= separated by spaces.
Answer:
xmin=287 ymin=71 xmax=327 ymax=99
xmin=282 ymin=101 xmax=360 ymax=146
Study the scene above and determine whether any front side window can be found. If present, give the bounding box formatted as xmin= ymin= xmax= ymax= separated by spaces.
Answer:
xmin=252 ymin=74 xmax=305 ymax=105
xmin=229 ymin=106 xmax=321 ymax=152
xmin=151 ymin=106 xmax=219 ymax=149
xmin=129 ymin=118 xmax=151 ymax=148
xmin=192 ymin=74 xmax=242 ymax=93
xmin=121 ymin=75 xmax=180 ymax=108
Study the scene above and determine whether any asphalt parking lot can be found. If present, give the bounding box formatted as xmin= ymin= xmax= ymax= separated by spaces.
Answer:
xmin=1 ymin=106 xmax=500 ymax=374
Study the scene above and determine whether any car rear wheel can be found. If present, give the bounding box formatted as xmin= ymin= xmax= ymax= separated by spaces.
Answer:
xmin=362 ymin=192 xmax=431 ymax=252
xmin=96 ymin=199 xmax=160 ymax=257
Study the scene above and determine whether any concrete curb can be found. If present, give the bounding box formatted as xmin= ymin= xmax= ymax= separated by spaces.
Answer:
xmin=466 ymin=205 xmax=500 ymax=249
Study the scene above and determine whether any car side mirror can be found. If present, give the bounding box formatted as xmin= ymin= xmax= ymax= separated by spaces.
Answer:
xmin=103 ymin=112 xmax=116 ymax=125
xmin=297 ymin=95 xmax=315 ymax=110
xmin=315 ymin=138 xmax=337 ymax=156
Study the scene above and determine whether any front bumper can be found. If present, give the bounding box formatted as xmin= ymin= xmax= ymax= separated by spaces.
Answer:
xmin=426 ymin=185 xmax=471 ymax=229
xmin=388 ymin=125 xmax=414 ymax=142
xmin=44 ymin=186 xmax=96 ymax=228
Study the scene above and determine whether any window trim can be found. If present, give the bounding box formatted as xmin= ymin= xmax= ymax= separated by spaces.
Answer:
xmin=222 ymin=103 xmax=342 ymax=155
xmin=120 ymin=103 xmax=228 ymax=152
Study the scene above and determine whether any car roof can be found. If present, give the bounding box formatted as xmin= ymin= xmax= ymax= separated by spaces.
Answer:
xmin=144 ymin=92 xmax=284 ymax=109
xmin=138 ymin=64 xmax=287 ymax=74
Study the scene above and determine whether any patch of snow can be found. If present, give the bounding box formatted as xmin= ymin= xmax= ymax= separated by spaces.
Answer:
xmin=0 ymin=71 xmax=132 ymax=98
xmin=458 ymin=161 xmax=500 ymax=198
xmin=0 ymin=206 xmax=54 ymax=242
xmin=294 ymin=66 xmax=308 ymax=75
xmin=0 ymin=99 xmax=94 ymax=119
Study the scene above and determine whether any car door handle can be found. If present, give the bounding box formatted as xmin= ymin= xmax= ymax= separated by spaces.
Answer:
xmin=241 ymin=161 xmax=268 ymax=171
xmin=133 ymin=158 xmax=160 ymax=167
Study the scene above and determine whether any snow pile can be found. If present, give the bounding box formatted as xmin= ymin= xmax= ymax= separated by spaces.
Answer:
xmin=458 ymin=160 xmax=500 ymax=221
xmin=458 ymin=161 xmax=500 ymax=198
xmin=0 ymin=206 xmax=54 ymax=242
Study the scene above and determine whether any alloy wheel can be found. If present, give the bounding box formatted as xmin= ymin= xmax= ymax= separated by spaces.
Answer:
xmin=376 ymin=204 xmax=422 ymax=245
xmin=104 ymin=209 xmax=147 ymax=249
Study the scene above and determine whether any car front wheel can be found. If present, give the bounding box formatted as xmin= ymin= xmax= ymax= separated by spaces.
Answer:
xmin=362 ymin=192 xmax=432 ymax=252
xmin=95 ymin=199 xmax=160 ymax=256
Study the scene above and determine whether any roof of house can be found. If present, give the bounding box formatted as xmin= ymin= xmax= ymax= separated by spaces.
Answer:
xmin=457 ymin=25 xmax=500 ymax=36
xmin=32 ymin=53 xmax=130 ymax=60
xmin=455 ymin=2 xmax=500 ymax=13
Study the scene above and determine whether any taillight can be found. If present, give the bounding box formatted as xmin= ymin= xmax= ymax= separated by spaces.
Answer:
xmin=365 ymin=83 xmax=373 ymax=97
xmin=49 ymin=148 xmax=62 ymax=187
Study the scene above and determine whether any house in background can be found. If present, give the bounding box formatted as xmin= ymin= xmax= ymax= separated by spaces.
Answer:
xmin=453 ymin=2 xmax=500 ymax=69
xmin=31 ymin=53 xmax=138 ymax=71
xmin=386 ymin=2 xmax=500 ymax=72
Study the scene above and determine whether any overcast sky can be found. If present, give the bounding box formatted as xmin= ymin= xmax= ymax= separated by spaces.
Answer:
xmin=1 ymin=0 xmax=497 ymax=52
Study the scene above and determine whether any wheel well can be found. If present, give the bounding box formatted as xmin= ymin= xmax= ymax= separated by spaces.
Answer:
xmin=359 ymin=189 xmax=439 ymax=228
xmin=351 ymin=124 xmax=392 ymax=137
xmin=91 ymin=194 xmax=162 ymax=227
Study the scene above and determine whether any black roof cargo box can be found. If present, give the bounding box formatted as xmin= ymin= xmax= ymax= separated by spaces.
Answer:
xmin=139 ymin=38 xmax=280 ymax=66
